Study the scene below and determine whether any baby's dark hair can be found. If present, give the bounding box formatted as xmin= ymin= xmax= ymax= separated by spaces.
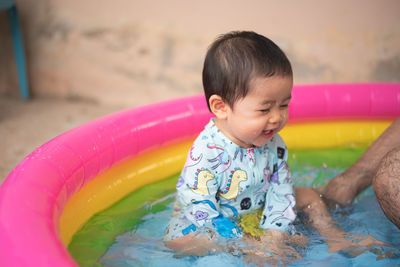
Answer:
xmin=202 ymin=31 xmax=292 ymax=111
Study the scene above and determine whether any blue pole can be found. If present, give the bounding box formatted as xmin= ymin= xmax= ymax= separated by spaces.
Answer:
xmin=7 ymin=5 xmax=30 ymax=100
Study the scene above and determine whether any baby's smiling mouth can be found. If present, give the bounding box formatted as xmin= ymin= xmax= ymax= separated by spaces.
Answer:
xmin=263 ymin=129 xmax=274 ymax=134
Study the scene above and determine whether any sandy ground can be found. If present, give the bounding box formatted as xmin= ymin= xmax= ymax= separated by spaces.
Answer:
xmin=0 ymin=96 xmax=129 ymax=184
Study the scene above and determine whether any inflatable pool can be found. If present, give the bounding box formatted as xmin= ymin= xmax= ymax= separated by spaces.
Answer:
xmin=0 ymin=83 xmax=399 ymax=266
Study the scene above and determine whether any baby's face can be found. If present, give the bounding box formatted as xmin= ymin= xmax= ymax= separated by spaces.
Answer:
xmin=223 ymin=75 xmax=292 ymax=148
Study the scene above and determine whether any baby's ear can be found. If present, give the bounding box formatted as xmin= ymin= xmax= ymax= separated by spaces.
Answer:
xmin=209 ymin=95 xmax=228 ymax=120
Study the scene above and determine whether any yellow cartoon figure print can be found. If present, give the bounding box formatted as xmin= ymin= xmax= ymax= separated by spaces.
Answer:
xmin=191 ymin=169 xmax=215 ymax=195
xmin=219 ymin=169 xmax=247 ymax=200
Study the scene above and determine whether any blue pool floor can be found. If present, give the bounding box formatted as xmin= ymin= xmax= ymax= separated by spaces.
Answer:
xmin=100 ymin=167 xmax=400 ymax=267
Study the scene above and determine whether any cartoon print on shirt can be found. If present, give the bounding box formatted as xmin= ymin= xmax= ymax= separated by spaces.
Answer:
xmin=207 ymin=143 xmax=224 ymax=151
xmin=284 ymin=162 xmax=291 ymax=183
xmin=182 ymin=224 xmax=196 ymax=235
xmin=190 ymin=199 xmax=217 ymax=223
xmin=194 ymin=210 xmax=209 ymax=220
xmin=219 ymin=169 xmax=248 ymax=200
xmin=269 ymin=194 xmax=296 ymax=226
xmin=269 ymin=161 xmax=287 ymax=185
xmin=176 ymin=176 xmax=185 ymax=188
xmin=277 ymin=146 xmax=285 ymax=159
xmin=164 ymin=119 xmax=296 ymax=241
xmin=191 ymin=199 xmax=218 ymax=210
xmin=190 ymin=169 xmax=215 ymax=195
xmin=183 ymin=145 xmax=203 ymax=170
xmin=240 ymin=197 xmax=252 ymax=210
xmin=246 ymin=148 xmax=255 ymax=163
xmin=220 ymin=203 xmax=239 ymax=217
xmin=261 ymin=215 xmax=267 ymax=225
xmin=233 ymin=148 xmax=245 ymax=162
xmin=208 ymin=152 xmax=231 ymax=173
xmin=206 ymin=143 xmax=231 ymax=173
xmin=256 ymin=168 xmax=271 ymax=194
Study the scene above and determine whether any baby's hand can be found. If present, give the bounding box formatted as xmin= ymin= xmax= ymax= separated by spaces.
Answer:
xmin=238 ymin=230 xmax=304 ymax=266
xmin=289 ymin=232 xmax=309 ymax=248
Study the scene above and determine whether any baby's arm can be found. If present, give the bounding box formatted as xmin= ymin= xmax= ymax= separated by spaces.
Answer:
xmin=176 ymin=148 xmax=241 ymax=238
xmin=166 ymin=142 xmax=241 ymax=255
xmin=240 ymin=136 xmax=300 ymax=263
xmin=260 ymin=135 xmax=296 ymax=232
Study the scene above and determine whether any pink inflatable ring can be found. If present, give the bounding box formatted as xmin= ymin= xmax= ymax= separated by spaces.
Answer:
xmin=0 ymin=83 xmax=399 ymax=266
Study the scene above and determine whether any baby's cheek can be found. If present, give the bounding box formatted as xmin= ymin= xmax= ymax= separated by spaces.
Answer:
xmin=281 ymin=112 xmax=289 ymax=126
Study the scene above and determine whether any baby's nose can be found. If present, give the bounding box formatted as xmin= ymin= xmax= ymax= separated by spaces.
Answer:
xmin=269 ymin=109 xmax=281 ymax=124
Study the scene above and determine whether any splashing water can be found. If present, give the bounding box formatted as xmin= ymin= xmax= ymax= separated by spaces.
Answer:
xmin=99 ymin=167 xmax=400 ymax=267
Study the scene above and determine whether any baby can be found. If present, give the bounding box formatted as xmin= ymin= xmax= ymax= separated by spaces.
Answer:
xmin=163 ymin=31 xmax=384 ymax=260
xmin=164 ymin=30 xmax=296 ymax=252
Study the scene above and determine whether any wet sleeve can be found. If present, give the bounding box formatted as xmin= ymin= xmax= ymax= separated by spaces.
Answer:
xmin=259 ymin=135 xmax=296 ymax=233
xmin=176 ymin=140 xmax=241 ymax=238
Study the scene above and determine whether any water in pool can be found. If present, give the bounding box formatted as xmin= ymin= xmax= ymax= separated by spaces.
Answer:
xmin=98 ymin=166 xmax=400 ymax=267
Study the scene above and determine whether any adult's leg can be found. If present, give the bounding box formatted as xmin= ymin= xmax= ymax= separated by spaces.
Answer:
xmin=296 ymin=187 xmax=386 ymax=253
xmin=322 ymin=118 xmax=400 ymax=205
xmin=373 ymin=147 xmax=400 ymax=229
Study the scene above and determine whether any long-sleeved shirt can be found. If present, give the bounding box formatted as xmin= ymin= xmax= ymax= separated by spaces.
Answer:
xmin=174 ymin=118 xmax=296 ymax=238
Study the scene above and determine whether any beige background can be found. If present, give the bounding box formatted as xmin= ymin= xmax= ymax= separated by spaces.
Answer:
xmin=0 ymin=0 xmax=400 ymax=181
xmin=1 ymin=0 xmax=399 ymax=106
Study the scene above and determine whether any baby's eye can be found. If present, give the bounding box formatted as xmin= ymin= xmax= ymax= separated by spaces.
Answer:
xmin=280 ymin=104 xmax=289 ymax=109
xmin=259 ymin=108 xmax=270 ymax=113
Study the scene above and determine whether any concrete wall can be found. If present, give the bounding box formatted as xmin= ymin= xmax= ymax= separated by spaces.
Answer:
xmin=1 ymin=0 xmax=399 ymax=107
